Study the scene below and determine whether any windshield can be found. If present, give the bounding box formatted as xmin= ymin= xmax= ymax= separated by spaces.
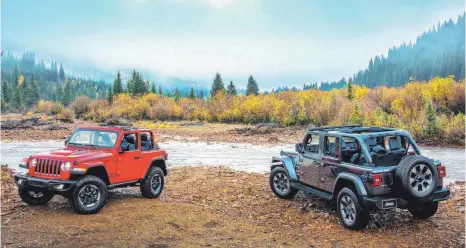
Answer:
xmin=68 ymin=129 xmax=119 ymax=148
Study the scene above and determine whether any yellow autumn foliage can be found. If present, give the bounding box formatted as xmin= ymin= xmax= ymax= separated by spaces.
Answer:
xmin=79 ymin=77 xmax=464 ymax=145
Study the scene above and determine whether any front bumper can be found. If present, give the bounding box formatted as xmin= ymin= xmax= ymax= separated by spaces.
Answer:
xmin=13 ymin=174 xmax=76 ymax=193
xmin=363 ymin=187 xmax=450 ymax=210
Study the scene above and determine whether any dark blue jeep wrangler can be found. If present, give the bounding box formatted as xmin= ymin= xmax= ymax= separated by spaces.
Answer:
xmin=269 ymin=125 xmax=450 ymax=230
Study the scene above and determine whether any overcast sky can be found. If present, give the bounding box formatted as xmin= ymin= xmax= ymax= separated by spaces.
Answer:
xmin=2 ymin=0 xmax=464 ymax=88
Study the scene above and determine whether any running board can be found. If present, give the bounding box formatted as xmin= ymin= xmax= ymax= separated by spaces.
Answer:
xmin=290 ymin=181 xmax=333 ymax=200
xmin=108 ymin=180 xmax=139 ymax=190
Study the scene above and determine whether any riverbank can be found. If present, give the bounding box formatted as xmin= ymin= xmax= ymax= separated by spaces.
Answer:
xmin=0 ymin=114 xmax=304 ymax=145
xmin=1 ymin=166 xmax=465 ymax=247
xmin=1 ymin=114 xmax=464 ymax=148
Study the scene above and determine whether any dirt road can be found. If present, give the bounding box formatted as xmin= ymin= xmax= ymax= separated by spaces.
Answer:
xmin=2 ymin=167 xmax=464 ymax=247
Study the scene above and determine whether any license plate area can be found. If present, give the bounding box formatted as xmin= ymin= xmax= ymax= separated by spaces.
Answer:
xmin=382 ymin=199 xmax=397 ymax=209
xmin=28 ymin=180 xmax=48 ymax=188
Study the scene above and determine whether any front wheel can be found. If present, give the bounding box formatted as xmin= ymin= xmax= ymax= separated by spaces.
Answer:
xmin=140 ymin=167 xmax=165 ymax=199
xmin=68 ymin=175 xmax=108 ymax=214
xmin=18 ymin=187 xmax=54 ymax=206
xmin=337 ymin=187 xmax=369 ymax=230
xmin=408 ymin=202 xmax=438 ymax=219
xmin=269 ymin=167 xmax=298 ymax=199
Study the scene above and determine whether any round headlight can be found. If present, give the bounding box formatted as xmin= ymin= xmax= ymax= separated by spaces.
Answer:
xmin=30 ymin=158 xmax=37 ymax=167
xmin=61 ymin=161 xmax=71 ymax=171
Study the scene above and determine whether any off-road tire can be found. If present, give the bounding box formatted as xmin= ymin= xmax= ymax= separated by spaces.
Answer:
xmin=408 ymin=202 xmax=438 ymax=219
xmin=269 ymin=166 xmax=298 ymax=199
xmin=68 ymin=175 xmax=107 ymax=214
xmin=18 ymin=187 xmax=54 ymax=206
xmin=337 ymin=187 xmax=369 ymax=230
xmin=140 ymin=167 xmax=165 ymax=199
xmin=395 ymin=155 xmax=438 ymax=201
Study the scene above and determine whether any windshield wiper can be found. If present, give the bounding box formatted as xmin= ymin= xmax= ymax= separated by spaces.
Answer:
xmin=67 ymin=143 xmax=100 ymax=149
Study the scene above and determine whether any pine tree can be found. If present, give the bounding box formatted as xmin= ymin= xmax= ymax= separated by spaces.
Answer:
xmin=59 ymin=63 xmax=65 ymax=82
xmin=128 ymin=70 xmax=148 ymax=96
xmin=61 ymin=80 xmax=73 ymax=106
xmin=108 ymin=85 xmax=113 ymax=105
xmin=210 ymin=73 xmax=225 ymax=97
xmin=1 ymin=79 xmax=12 ymax=103
xmin=151 ymin=82 xmax=156 ymax=94
xmin=113 ymin=71 xmax=123 ymax=94
xmin=12 ymin=85 xmax=22 ymax=109
xmin=425 ymin=101 xmax=439 ymax=136
xmin=227 ymin=81 xmax=237 ymax=96
xmin=20 ymin=77 xmax=30 ymax=106
xmin=174 ymin=88 xmax=181 ymax=102
xmin=246 ymin=75 xmax=259 ymax=96
xmin=198 ymin=89 xmax=204 ymax=99
xmin=28 ymin=74 xmax=40 ymax=106
xmin=158 ymin=86 xmax=163 ymax=95
xmin=189 ymin=87 xmax=196 ymax=99
xmin=347 ymin=77 xmax=354 ymax=100
xmin=51 ymin=87 xmax=57 ymax=101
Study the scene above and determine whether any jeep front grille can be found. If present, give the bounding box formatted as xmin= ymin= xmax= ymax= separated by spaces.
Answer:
xmin=34 ymin=159 xmax=62 ymax=176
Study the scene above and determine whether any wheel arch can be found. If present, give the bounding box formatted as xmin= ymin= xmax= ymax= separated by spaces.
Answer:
xmin=144 ymin=159 xmax=168 ymax=178
xmin=271 ymin=156 xmax=297 ymax=181
xmin=332 ymin=173 xmax=368 ymax=200
xmin=71 ymin=164 xmax=110 ymax=185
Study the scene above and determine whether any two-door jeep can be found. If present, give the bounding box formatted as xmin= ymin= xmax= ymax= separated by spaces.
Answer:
xmin=269 ymin=125 xmax=450 ymax=230
xmin=14 ymin=125 xmax=168 ymax=214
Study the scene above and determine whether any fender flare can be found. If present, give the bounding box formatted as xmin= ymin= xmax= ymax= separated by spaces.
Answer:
xmin=271 ymin=156 xmax=297 ymax=181
xmin=70 ymin=163 xmax=106 ymax=175
xmin=333 ymin=172 xmax=368 ymax=196
xmin=144 ymin=158 xmax=168 ymax=177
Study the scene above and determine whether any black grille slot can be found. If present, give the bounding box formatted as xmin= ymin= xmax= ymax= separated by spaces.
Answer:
xmin=34 ymin=159 xmax=61 ymax=176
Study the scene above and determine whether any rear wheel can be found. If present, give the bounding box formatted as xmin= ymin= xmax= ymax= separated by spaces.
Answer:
xmin=18 ymin=187 xmax=54 ymax=206
xmin=337 ymin=187 xmax=369 ymax=230
xmin=140 ymin=167 xmax=165 ymax=199
xmin=68 ymin=175 xmax=107 ymax=214
xmin=408 ymin=202 xmax=438 ymax=219
xmin=269 ymin=167 xmax=298 ymax=199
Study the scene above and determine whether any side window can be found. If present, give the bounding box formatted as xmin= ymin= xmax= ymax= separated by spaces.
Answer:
xmin=305 ymin=134 xmax=320 ymax=153
xmin=123 ymin=133 xmax=138 ymax=151
xmin=324 ymin=136 xmax=340 ymax=158
xmin=140 ymin=132 xmax=154 ymax=151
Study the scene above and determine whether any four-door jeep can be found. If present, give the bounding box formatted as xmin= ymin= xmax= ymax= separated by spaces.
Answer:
xmin=14 ymin=125 xmax=168 ymax=214
xmin=269 ymin=125 xmax=450 ymax=230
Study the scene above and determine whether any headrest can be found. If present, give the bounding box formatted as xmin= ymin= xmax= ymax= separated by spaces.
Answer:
xmin=366 ymin=137 xmax=377 ymax=146
xmin=125 ymin=135 xmax=135 ymax=144
xmin=389 ymin=137 xmax=401 ymax=150
xmin=141 ymin=133 xmax=148 ymax=142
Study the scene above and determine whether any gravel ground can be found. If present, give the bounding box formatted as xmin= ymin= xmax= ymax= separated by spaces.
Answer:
xmin=2 ymin=166 xmax=464 ymax=247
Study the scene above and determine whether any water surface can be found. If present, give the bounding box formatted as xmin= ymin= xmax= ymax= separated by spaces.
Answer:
xmin=1 ymin=141 xmax=464 ymax=183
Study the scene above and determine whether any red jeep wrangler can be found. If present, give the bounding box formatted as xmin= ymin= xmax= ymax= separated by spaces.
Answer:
xmin=13 ymin=125 xmax=168 ymax=214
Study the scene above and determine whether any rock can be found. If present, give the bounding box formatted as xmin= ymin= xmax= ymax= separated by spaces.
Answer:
xmin=254 ymin=123 xmax=284 ymax=129
xmin=458 ymin=206 xmax=465 ymax=213
xmin=180 ymin=121 xmax=204 ymax=126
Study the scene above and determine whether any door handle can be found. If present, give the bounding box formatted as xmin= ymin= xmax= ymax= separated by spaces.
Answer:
xmin=134 ymin=156 xmax=142 ymax=159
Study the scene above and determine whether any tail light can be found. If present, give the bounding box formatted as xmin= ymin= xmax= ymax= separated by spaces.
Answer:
xmin=438 ymin=165 xmax=446 ymax=178
xmin=371 ymin=173 xmax=383 ymax=186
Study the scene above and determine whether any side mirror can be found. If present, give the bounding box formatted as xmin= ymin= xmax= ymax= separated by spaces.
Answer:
xmin=64 ymin=136 xmax=70 ymax=145
xmin=119 ymin=142 xmax=130 ymax=153
xmin=295 ymin=143 xmax=304 ymax=153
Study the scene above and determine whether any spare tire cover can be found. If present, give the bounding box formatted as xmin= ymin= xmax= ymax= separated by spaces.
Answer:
xmin=395 ymin=155 xmax=438 ymax=201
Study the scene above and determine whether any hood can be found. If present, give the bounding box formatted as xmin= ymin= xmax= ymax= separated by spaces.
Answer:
xmin=33 ymin=148 xmax=114 ymax=163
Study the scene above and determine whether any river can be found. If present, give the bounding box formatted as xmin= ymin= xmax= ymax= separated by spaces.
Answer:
xmin=1 ymin=141 xmax=464 ymax=183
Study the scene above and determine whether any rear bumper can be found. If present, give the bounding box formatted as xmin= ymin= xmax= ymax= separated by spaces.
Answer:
xmin=363 ymin=187 xmax=450 ymax=210
xmin=13 ymin=174 xmax=76 ymax=193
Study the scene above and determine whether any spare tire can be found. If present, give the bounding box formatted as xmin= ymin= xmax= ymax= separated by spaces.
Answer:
xmin=395 ymin=155 xmax=438 ymax=201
